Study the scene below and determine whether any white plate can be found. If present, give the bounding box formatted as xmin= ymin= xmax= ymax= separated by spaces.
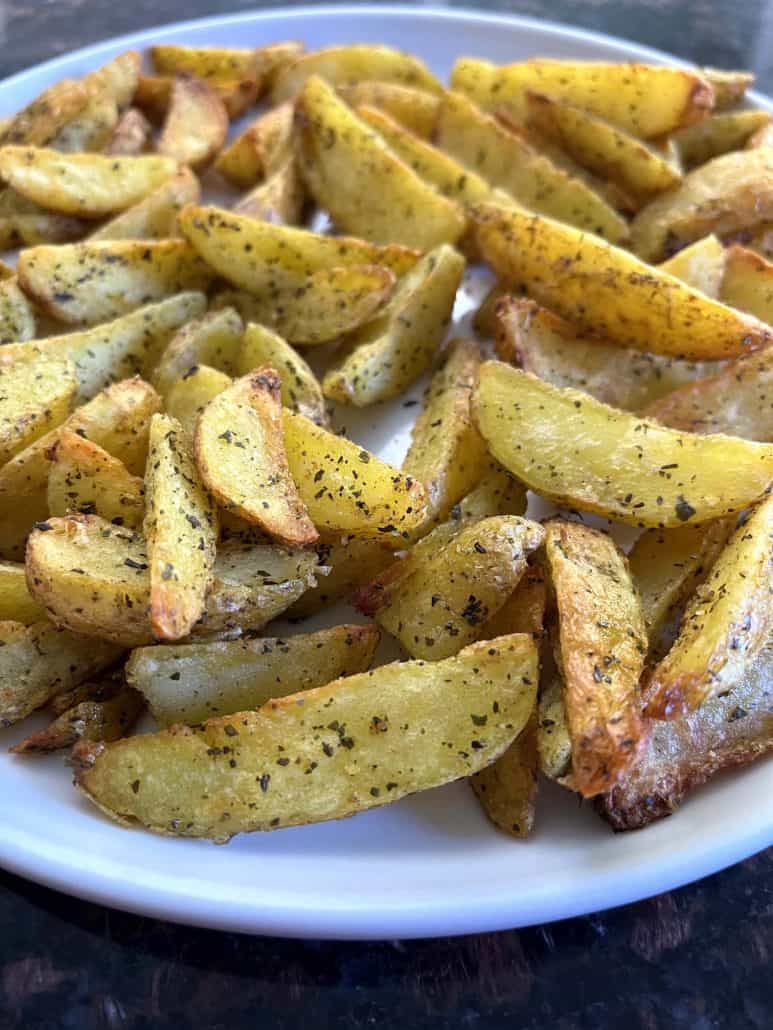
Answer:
xmin=0 ymin=4 xmax=771 ymax=941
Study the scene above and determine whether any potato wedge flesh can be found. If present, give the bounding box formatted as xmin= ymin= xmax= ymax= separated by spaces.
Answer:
xmin=152 ymin=307 xmax=243 ymax=399
xmin=0 ymin=562 xmax=45 ymax=624
xmin=90 ymin=167 xmax=200 ymax=242
xmin=0 ymin=357 xmax=77 ymax=466
xmin=47 ymin=430 xmax=145 ymax=527
xmin=338 ymin=82 xmax=440 ymax=138
xmin=158 ymin=75 xmax=228 ymax=171
xmin=165 ymin=366 xmax=232 ymax=438
xmin=238 ymin=323 xmax=327 ymax=426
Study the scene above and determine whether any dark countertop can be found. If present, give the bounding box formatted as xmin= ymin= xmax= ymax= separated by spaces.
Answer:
xmin=0 ymin=3 xmax=771 ymax=1028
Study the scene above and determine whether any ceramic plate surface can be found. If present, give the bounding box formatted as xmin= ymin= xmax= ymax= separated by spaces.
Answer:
xmin=0 ymin=4 xmax=770 ymax=940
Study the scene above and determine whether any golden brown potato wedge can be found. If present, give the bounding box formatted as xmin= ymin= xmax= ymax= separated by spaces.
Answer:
xmin=0 ymin=147 xmax=178 ymax=218
xmin=645 ymin=492 xmax=773 ymax=718
xmin=151 ymin=307 xmax=243 ymax=399
xmin=322 ymin=245 xmax=465 ymax=406
xmin=105 ymin=108 xmax=152 ymax=156
xmin=295 ymin=76 xmax=466 ymax=248
xmin=84 ymin=51 xmax=141 ymax=112
xmin=0 ymin=186 xmax=85 ymax=248
xmin=673 ymin=109 xmax=771 ymax=168
xmin=0 ymin=356 xmax=76 ymax=466
xmin=658 ymin=233 xmax=726 ymax=297
xmin=136 ymin=74 xmax=259 ymax=123
xmin=451 ymin=58 xmax=713 ymax=138
xmin=473 ymin=202 xmax=772 ymax=360
xmin=47 ymin=430 xmax=145 ymax=527
xmin=151 ymin=45 xmax=265 ymax=81
xmin=474 ymin=361 xmax=773 ymax=528
xmin=158 ymin=75 xmax=228 ymax=171
xmin=73 ymin=633 xmax=537 ymax=840
xmin=480 ymin=564 xmax=546 ymax=642
xmin=165 ymin=365 xmax=232 ymax=438
xmin=0 ymin=79 xmax=89 ymax=146
xmin=544 ymin=520 xmax=646 ymax=797
xmin=631 ymin=149 xmax=773 ymax=261
xmin=233 ymin=157 xmax=305 ymax=226
xmin=339 ymin=81 xmax=440 ymax=138
xmin=90 ymin=167 xmax=200 ymax=242
xmin=214 ymin=102 xmax=293 ymax=188
xmin=237 ymin=323 xmax=327 ymax=426
xmin=12 ymin=684 xmax=144 ymax=755
xmin=127 ymin=623 xmax=380 ymax=727
xmin=48 ymin=670 xmax=122 ymax=715
xmin=0 ymin=561 xmax=46 ymax=623
xmin=48 ymin=91 xmax=118 ymax=154
xmin=720 ymin=244 xmax=773 ymax=323
xmin=453 ymin=457 xmax=528 ymax=521
xmin=18 ymin=240 xmax=212 ymax=326
xmin=286 ymin=532 xmax=398 ymax=618
xmin=194 ymin=370 xmax=317 ymax=547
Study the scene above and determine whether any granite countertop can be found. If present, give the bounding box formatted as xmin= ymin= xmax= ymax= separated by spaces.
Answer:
xmin=0 ymin=3 xmax=771 ymax=1028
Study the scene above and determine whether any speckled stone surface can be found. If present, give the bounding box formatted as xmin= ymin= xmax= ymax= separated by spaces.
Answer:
xmin=0 ymin=3 xmax=771 ymax=1027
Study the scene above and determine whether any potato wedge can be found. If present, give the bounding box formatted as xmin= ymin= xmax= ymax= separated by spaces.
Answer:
xmin=453 ymin=457 xmax=528 ymax=521
xmin=2 ymin=293 xmax=206 ymax=403
xmin=473 ymin=202 xmax=772 ymax=360
xmin=127 ymin=624 xmax=380 ymax=727
xmin=645 ymin=493 xmax=773 ymax=718
xmin=151 ymin=45 xmax=265 ymax=81
xmin=238 ymin=323 xmax=327 ymax=426
xmin=90 ymin=167 xmax=200 ymax=242
xmin=339 ymin=82 xmax=440 ymax=138
xmin=295 ymin=76 xmax=466 ymax=248
xmin=212 ymin=264 xmax=395 ymax=346
xmin=47 ymin=430 xmax=145 ymax=527
xmin=194 ymin=370 xmax=317 ymax=547
xmin=18 ymin=240 xmax=212 ymax=325
xmin=233 ymin=157 xmax=305 ymax=226
xmin=0 ymin=147 xmax=177 ymax=218
xmin=0 ymin=275 xmax=38 ymax=343
xmin=0 ymin=79 xmax=89 ymax=147
xmin=0 ymin=620 xmax=122 ymax=726
xmin=358 ymin=515 xmax=544 ymax=660
xmin=0 ymin=186 xmax=85 ymax=248
xmin=473 ymin=281 xmax=509 ymax=339
xmin=165 ymin=365 xmax=232 ymax=438
xmin=136 ymin=75 xmax=259 ymax=123
xmin=84 ymin=50 xmax=141 ymax=112
xmin=283 ymin=410 xmax=426 ymax=538
xmin=0 ymin=561 xmax=46 ymax=623
xmin=496 ymin=296 xmax=720 ymax=411
xmin=73 ymin=632 xmax=537 ymax=839
xmin=11 ymin=684 xmax=144 ymax=755
xmin=474 ymin=361 xmax=773 ymax=528
xmin=48 ymin=91 xmax=118 ymax=154
xmin=214 ymin=102 xmax=293 ymax=188
xmin=152 ymin=307 xmax=243 ymax=399
xmin=658 ymin=233 xmax=726 ymax=297
xmin=48 ymin=672 xmax=123 ymax=716
xmin=702 ymin=67 xmax=753 ymax=110
xmin=451 ymin=58 xmax=713 ymax=138
xmin=105 ymin=108 xmax=152 ymax=156
xmin=286 ymin=533 xmax=398 ymax=618
xmin=720 ymin=244 xmax=773 ymax=323
xmin=322 ymin=245 xmax=465 ymax=406
xmin=673 ymin=109 xmax=771 ymax=168
xmin=631 ymin=149 xmax=773 ymax=261
xmin=434 ymin=91 xmax=628 ymax=243
xmin=544 ymin=520 xmax=646 ymax=797
xmin=158 ymin=75 xmax=228 ymax=171
xmin=0 ymin=356 xmax=77 ymax=466
xmin=272 ymin=44 xmax=442 ymax=103
xmin=402 ymin=339 xmax=487 ymax=527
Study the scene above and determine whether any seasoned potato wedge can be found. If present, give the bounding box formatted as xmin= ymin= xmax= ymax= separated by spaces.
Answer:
xmin=674 ymin=110 xmax=771 ymax=168
xmin=165 ymin=365 xmax=232 ymax=438
xmin=480 ymin=564 xmax=546 ymax=641
xmin=434 ymin=91 xmax=628 ymax=243
xmin=214 ymin=102 xmax=293 ymax=188
xmin=295 ymin=76 xmax=466 ymax=248
xmin=152 ymin=307 xmax=243 ymax=399
xmin=720 ymin=244 xmax=773 ymax=323
xmin=473 ymin=202 xmax=772 ymax=360
xmin=0 ymin=79 xmax=89 ymax=147
xmin=158 ymin=75 xmax=228 ymax=171
xmin=702 ymin=67 xmax=753 ymax=109
xmin=537 ymin=658 xmax=573 ymax=783
xmin=357 ymin=516 xmax=544 ymax=660
xmin=339 ymin=81 xmax=440 ymax=138
xmin=287 ymin=532 xmax=398 ymax=618
xmin=195 ymin=370 xmax=317 ymax=547
xmin=451 ymin=58 xmax=713 ymax=138
xmin=0 ymin=186 xmax=85 ymax=248
xmin=73 ymin=633 xmax=537 ymax=840
xmin=496 ymin=297 xmax=719 ymax=411
xmin=272 ymin=44 xmax=441 ymax=103
xmin=127 ymin=624 xmax=380 ymax=727
xmin=0 ymin=561 xmax=46 ymax=623
xmin=105 ymin=108 xmax=152 ymax=156
xmin=47 ymin=430 xmax=145 ymax=527
xmin=631 ymin=149 xmax=773 ymax=261
xmin=645 ymin=493 xmax=773 ymax=718
xmin=0 ymin=620 xmax=122 ymax=727
xmin=238 ymin=323 xmax=327 ymax=426
xmin=12 ymin=684 xmax=144 ymax=754
xmin=474 ymin=361 xmax=773 ymax=528
xmin=144 ymin=414 xmax=218 ymax=641
xmin=453 ymin=457 xmax=528 ymax=521
xmin=136 ymin=75 xmax=258 ymax=123
xmin=18 ymin=240 xmax=212 ymax=325
xmin=83 ymin=50 xmax=141 ymax=112
xmin=90 ymin=167 xmax=200 ymax=242
xmin=283 ymin=410 xmax=426 ymax=538
xmin=0 ymin=356 xmax=76 ymax=465
xmin=48 ymin=90 xmax=118 ymax=154
xmin=658 ymin=233 xmax=726 ymax=297
xmin=233 ymin=157 xmax=305 ymax=226
xmin=151 ymin=45 xmax=265 ymax=81
xmin=402 ymin=339 xmax=487 ymax=528
xmin=544 ymin=520 xmax=646 ymax=797
xmin=323 ymin=245 xmax=465 ymax=406
xmin=0 ymin=147 xmax=177 ymax=218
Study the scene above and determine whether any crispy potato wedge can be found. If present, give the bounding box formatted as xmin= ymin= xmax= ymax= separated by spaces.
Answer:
xmin=194 ymin=370 xmax=317 ymax=547
xmin=90 ymin=167 xmax=200 ymax=242
xmin=658 ymin=233 xmax=726 ymax=297
xmin=474 ymin=361 xmax=773 ymax=528
xmin=286 ymin=533 xmax=398 ymax=618
xmin=0 ymin=147 xmax=178 ymax=218
xmin=0 ymin=356 xmax=77 ymax=466
xmin=179 ymin=203 xmax=418 ymax=293
xmin=0 ymin=561 xmax=46 ymax=623
xmin=144 ymin=414 xmax=218 ymax=641
xmin=238 ymin=323 xmax=327 ymax=426
xmin=645 ymin=493 xmax=773 ymax=718
xmin=322 ymin=245 xmax=465 ymax=406
xmin=0 ymin=620 xmax=122 ymax=726
xmin=598 ymin=639 xmax=773 ymax=830
xmin=451 ymin=58 xmax=713 ymax=138
xmin=0 ymin=186 xmax=85 ymax=247
xmin=283 ymin=410 xmax=426 ymax=538
xmin=0 ymin=378 xmax=160 ymax=561
xmin=702 ymin=67 xmax=753 ymax=110
xmin=720 ymin=244 xmax=773 ymax=323
xmin=473 ymin=202 xmax=772 ymax=360
xmin=12 ymin=684 xmax=144 ymax=755
xmin=495 ymin=296 xmax=720 ymax=412
xmin=272 ymin=44 xmax=442 ymax=103
xmin=631 ymin=149 xmax=773 ymax=261
xmin=295 ymin=76 xmax=466 ymax=248
xmin=48 ymin=672 xmax=123 ymax=716
xmin=18 ymin=240 xmax=212 ymax=326
xmin=0 ymin=79 xmax=89 ymax=147
xmin=165 ymin=365 xmax=232 ymax=438
xmin=151 ymin=45 xmax=265 ymax=81
xmin=0 ymin=276 xmax=35 ymax=343
xmin=152 ymin=307 xmax=243 ymax=398
xmin=2 ymin=293 xmax=205 ymax=403
xmin=674 ymin=109 xmax=771 ymax=168
xmin=402 ymin=339 xmax=487 ymax=527
xmin=544 ymin=520 xmax=646 ymax=797
xmin=158 ymin=75 xmax=228 ymax=171
xmin=214 ymin=102 xmax=293 ymax=188
xmin=105 ymin=108 xmax=152 ymax=156
xmin=127 ymin=624 xmax=380 ymax=727
xmin=47 ymin=430 xmax=145 ymax=527
xmin=358 ymin=515 xmax=544 ymax=660
xmin=434 ymin=91 xmax=628 ymax=243
xmin=73 ymin=633 xmax=536 ymax=839
xmin=212 ymin=264 xmax=395 ymax=346
xmin=84 ymin=51 xmax=141 ymax=112
xmin=339 ymin=81 xmax=440 ymax=138
xmin=233 ymin=157 xmax=305 ymax=226
xmin=48 ymin=91 xmax=118 ymax=154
